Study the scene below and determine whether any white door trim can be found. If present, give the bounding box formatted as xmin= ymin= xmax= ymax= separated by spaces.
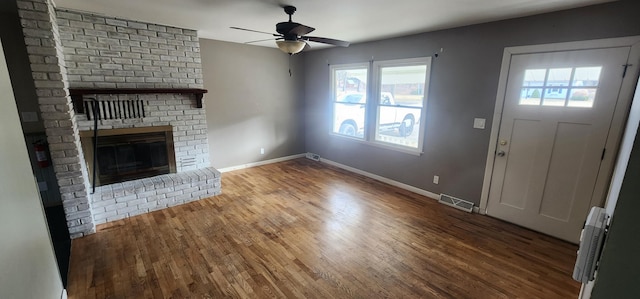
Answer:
xmin=479 ymin=36 xmax=640 ymax=214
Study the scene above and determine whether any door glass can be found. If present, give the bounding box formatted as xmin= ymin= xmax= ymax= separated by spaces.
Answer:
xmin=520 ymin=88 xmax=543 ymax=105
xmin=542 ymin=68 xmax=571 ymax=106
xmin=546 ymin=68 xmax=572 ymax=86
xmin=520 ymin=69 xmax=546 ymax=105
xmin=542 ymin=87 xmax=568 ymax=106
xmin=523 ymin=69 xmax=546 ymax=86
xmin=573 ymin=67 xmax=601 ymax=86
xmin=520 ymin=66 xmax=601 ymax=108
xmin=568 ymin=88 xmax=598 ymax=108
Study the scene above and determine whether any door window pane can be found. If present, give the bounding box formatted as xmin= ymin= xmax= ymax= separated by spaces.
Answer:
xmin=523 ymin=69 xmax=546 ymax=87
xmin=573 ymin=67 xmax=601 ymax=87
xmin=568 ymin=88 xmax=597 ymax=108
xmin=375 ymin=64 xmax=427 ymax=148
xmin=547 ymin=68 xmax=572 ymax=87
xmin=333 ymin=67 xmax=368 ymax=138
xmin=543 ymin=88 xmax=568 ymax=106
xmin=520 ymin=88 xmax=542 ymax=105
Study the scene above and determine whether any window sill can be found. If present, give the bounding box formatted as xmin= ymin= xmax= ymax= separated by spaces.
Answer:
xmin=329 ymin=132 xmax=423 ymax=156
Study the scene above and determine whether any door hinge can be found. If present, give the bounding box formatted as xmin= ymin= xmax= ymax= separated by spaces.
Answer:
xmin=601 ymin=148 xmax=606 ymax=160
xmin=623 ymin=64 xmax=633 ymax=78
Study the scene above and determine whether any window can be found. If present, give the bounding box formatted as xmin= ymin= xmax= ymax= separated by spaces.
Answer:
xmin=331 ymin=58 xmax=431 ymax=154
xmin=519 ymin=66 xmax=601 ymax=108
xmin=332 ymin=64 xmax=368 ymax=138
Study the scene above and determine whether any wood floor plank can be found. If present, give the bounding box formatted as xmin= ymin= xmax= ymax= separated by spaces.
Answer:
xmin=67 ymin=158 xmax=580 ymax=298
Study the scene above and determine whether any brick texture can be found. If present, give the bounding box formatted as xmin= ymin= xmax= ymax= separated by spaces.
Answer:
xmin=17 ymin=0 xmax=95 ymax=238
xmin=56 ymin=9 xmax=203 ymax=89
xmin=92 ymin=168 xmax=221 ymax=224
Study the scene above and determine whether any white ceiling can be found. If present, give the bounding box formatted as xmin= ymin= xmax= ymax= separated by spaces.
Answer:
xmin=54 ymin=0 xmax=615 ymax=50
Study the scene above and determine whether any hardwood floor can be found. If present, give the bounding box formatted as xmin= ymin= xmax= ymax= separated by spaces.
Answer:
xmin=67 ymin=158 xmax=580 ymax=298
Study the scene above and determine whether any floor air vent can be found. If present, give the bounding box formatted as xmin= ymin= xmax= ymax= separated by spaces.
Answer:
xmin=438 ymin=194 xmax=474 ymax=213
xmin=306 ymin=152 xmax=320 ymax=161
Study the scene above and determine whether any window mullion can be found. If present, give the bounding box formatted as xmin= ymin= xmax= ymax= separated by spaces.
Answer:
xmin=366 ymin=60 xmax=378 ymax=142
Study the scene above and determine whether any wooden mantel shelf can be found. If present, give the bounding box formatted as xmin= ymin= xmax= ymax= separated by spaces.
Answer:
xmin=69 ymin=88 xmax=208 ymax=114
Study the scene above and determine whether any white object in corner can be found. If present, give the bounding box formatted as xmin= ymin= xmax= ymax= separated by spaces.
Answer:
xmin=573 ymin=207 xmax=609 ymax=283
xmin=61 ymin=289 xmax=67 ymax=299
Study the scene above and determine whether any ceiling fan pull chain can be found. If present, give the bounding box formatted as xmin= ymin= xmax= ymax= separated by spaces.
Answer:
xmin=289 ymin=54 xmax=292 ymax=77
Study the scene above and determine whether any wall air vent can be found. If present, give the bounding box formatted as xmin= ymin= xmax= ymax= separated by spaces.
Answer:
xmin=438 ymin=193 xmax=474 ymax=213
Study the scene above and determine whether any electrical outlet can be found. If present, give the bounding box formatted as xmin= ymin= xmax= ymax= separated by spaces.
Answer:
xmin=260 ymin=147 xmax=265 ymax=155
xmin=433 ymin=175 xmax=439 ymax=184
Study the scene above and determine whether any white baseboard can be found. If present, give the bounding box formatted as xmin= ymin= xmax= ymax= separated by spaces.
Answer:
xmin=319 ymin=158 xmax=440 ymax=201
xmin=218 ymin=154 xmax=305 ymax=173
xmin=220 ymin=155 xmax=478 ymax=213
xmin=61 ymin=289 xmax=67 ymax=299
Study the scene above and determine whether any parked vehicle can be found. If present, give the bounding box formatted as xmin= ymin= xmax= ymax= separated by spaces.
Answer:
xmin=334 ymin=92 xmax=418 ymax=137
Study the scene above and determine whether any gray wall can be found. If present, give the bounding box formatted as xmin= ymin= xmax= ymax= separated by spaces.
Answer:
xmin=0 ymin=37 xmax=63 ymax=299
xmin=591 ymin=126 xmax=640 ymax=297
xmin=303 ymin=1 xmax=640 ymax=204
xmin=200 ymin=39 xmax=304 ymax=169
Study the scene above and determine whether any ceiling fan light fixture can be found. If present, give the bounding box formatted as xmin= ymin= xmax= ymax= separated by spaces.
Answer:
xmin=276 ymin=40 xmax=306 ymax=54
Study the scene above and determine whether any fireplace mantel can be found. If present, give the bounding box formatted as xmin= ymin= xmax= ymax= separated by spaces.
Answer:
xmin=69 ymin=88 xmax=208 ymax=114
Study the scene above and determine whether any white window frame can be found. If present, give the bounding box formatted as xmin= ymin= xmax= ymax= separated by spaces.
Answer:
xmin=330 ymin=62 xmax=370 ymax=140
xmin=330 ymin=57 xmax=431 ymax=155
xmin=370 ymin=57 xmax=431 ymax=154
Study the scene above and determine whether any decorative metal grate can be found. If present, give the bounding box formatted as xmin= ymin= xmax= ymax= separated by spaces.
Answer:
xmin=84 ymin=99 xmax=145 ymax=120
xmin=438 ymin=193 xmax=474 ymax=213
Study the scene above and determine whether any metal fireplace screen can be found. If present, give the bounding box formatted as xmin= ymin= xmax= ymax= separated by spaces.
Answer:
xmin=80 ymin=126 xmax=176 ymax=186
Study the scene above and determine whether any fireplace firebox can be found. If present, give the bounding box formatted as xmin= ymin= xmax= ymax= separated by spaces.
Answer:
xmin=80 ymin=126 xmax=176 ymax=186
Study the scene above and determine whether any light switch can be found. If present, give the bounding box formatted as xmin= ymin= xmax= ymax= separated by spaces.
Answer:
xmin=37 ymin=181 xmax=48 ymax=192
xmin=473 ymin=118 xmax=486 ymax=129
xmin=21 ymin=111 xmax=39 ymax=122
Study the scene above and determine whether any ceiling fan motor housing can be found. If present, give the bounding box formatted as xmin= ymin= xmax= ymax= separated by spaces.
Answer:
xmin=283 ymin=5 xmax=296 ymax=17
xmin=276 ymin=22 xmax=301 ymax=36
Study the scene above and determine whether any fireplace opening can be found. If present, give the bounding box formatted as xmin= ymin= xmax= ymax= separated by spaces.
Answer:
xmin=80 ymin=126 xmax=176 ymax=186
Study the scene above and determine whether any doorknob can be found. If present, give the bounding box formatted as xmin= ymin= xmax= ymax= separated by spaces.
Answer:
xmin=497 ymin=150 xmax=506 ymax=157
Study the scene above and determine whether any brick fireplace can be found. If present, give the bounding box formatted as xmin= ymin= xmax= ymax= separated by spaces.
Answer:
xmin=17 ymin=0 xmax=221 ymax=238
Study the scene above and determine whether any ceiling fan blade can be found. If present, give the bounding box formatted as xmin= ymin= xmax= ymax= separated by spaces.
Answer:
xmin=288 ymin=24 xmax=315 ymax=36
xmin=245 ymin=38 xmax=277 ymax=44
xmin=303 ymin=36 xmax=350 ymax=47
xmin=230 ymin=27 xmax=279 ymax=37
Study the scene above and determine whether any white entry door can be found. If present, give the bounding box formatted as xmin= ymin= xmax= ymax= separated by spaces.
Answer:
xmin=487 ymin=47 xmax=632 ymax=243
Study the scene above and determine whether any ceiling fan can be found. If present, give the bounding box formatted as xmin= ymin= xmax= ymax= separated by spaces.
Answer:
xmin=231 ymin=5 xmax=350 ymax=55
